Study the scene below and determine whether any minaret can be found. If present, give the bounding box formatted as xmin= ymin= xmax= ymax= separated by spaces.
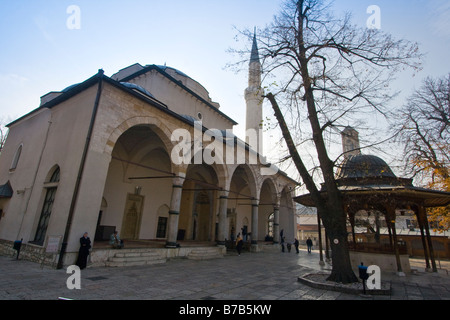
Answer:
xmin=341 ymin=126 xmax=361 ymax=158
xmin=245 ymin=31 xmax=264 ymax=155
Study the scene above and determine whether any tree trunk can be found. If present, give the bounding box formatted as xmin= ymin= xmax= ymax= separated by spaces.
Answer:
xmin=296 ymin=1 xmax=357 ymax=283
xmin=266 ymin=92 xmax=358 ymax=283
xmin=319 ymin=206 xmax=358 ymax=283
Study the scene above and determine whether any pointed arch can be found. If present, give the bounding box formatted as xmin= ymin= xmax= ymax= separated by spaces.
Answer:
xmin=104 ymin=116 xmax=175 ymax=157
xmin=228 ymin=164 xmax=258 ymax=200
xmin=259 ymin=177 xmax=279 ymax=205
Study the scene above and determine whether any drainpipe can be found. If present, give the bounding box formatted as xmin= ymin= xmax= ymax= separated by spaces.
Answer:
xmin=57 ymin=69 xmax=104 ymax=269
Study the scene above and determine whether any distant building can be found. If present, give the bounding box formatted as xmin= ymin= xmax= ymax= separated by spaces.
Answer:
xmin=296 ymin=204 xmax=323 ymax=246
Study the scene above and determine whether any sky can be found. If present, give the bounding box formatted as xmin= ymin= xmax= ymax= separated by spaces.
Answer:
xmin=0 ymin=0 xmax=449 ymax=180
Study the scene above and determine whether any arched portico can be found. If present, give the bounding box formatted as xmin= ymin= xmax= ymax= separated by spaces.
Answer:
xmin=99 ymin=124 xmax=176 ymax=242
xmin=178 ymin=162 xmax=221 ymax=243
xmin=228 ymin=164 xmax=258 ymax=245
xmin=279 ymin=186 xmax=296 ymax=243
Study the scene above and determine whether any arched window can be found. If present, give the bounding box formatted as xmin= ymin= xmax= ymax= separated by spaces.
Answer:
xmin=49 ymin=166 xmax=60 ymax=183
xmin=10 ymin=144 xmax=22 ymax=171
xmin=33 ymin=166 xmax=60 ymax=246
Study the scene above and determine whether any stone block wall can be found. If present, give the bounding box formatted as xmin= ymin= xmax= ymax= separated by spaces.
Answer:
xmin=0 ymin=239 xmax=59 ymax=267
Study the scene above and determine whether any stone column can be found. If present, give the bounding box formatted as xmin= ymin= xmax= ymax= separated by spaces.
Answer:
xmin=273 ymin=204 xmax=280 ymax=244
xmin=386 ymin=204 xmax=405 ymax=276
xmin=166 ymin=175 xmax=185 ymax=248
xmin=216 ymin=191 xmax=229 ymax=246
xmin=421 ymin=205 xmax=437 ymax=272
xmin=251 ymin=199 xmax=259 ymax=245
xmin=413 ymin=204 xmax=431 ymax=270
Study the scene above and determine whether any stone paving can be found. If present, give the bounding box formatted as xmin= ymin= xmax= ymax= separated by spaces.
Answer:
xmin=0 ymin=248 xmax=448 ymax=301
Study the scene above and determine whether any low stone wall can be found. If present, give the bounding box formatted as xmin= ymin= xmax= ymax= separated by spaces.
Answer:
xmin=350 ymin=251 xmax=411 ymax=273
xmin=0 ymin=239 xmax=59 ymax=267
xmin=1 ymin=239 xmax=227 ymax=268
xmin=298 ymin=272 xmax=391 ymax=296
xmin=260 ymin=243 xmax=281 ymax=253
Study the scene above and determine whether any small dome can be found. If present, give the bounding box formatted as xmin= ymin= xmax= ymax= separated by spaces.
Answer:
xmin=154 ymin=65 xmax=188 ymax=78
xmin=62 ymin=83 xmax=80 ymax=92
xmin=120 ymin=82 xmax=154 ymax=98
xmin=336 ymin=154 xmax=396 ymax=180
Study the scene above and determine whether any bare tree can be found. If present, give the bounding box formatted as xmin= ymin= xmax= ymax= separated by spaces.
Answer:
xmin=0 ymin=122 xmax=8 ymax=154
xmin=392 ymin=74 xmax=449 ymax=231
xmin=393 ymin=74 xmax=449 ymax=182
xmin=232 ymin=0 xmax=422 ymax=283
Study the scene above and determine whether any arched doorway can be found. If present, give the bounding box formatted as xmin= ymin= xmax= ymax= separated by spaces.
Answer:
xmin=192 ymin=191 xmax=211 ymax=241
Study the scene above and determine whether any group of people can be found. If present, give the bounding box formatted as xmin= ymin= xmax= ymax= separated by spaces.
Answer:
xmin=235 ymin=232 xmax=315 ymax=256
xmin=280 ymin=236 xmax=314 ymax=254
xmin=76 ymin=229 xmax=314 ymax=268
xmin=280 ymin=236 xmax=299 ymax=253
xmin=75 ymin=230 xmax=124 ymax=270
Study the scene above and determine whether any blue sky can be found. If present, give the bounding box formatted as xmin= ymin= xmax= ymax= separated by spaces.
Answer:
xmin=0 ymin=0 xmax=280 ymax=123
xmin=0 ymin=0 xmax=449 ymax=174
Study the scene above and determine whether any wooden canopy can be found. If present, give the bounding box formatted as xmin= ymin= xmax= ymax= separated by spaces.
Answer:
xmin=294 ymin=154 xmax=450 ymax=273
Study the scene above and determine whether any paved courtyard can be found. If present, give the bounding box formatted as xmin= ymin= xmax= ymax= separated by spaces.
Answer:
xmin=0 ymin=248 xmax=448 ymax=302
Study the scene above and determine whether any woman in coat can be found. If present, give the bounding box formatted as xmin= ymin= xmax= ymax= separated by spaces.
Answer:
xmin=76 ymin=232 xmax=91 ymax=269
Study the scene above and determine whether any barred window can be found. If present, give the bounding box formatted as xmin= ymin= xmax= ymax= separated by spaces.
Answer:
xmin=32 ymin=166 xmax=60 ymax=245
xmin=156 ymin=216 xmax=168 ymax=238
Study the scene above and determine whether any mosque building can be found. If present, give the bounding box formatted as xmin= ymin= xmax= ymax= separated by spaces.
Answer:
xmin=0 ymin=35 xmax=298 ymax=267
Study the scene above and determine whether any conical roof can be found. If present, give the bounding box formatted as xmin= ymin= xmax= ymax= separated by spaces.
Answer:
xmin=250 ymin=32 xmax=260 ymax=64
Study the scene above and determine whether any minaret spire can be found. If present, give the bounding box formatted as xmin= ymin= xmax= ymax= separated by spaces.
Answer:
xmin=250 ymin=28 xmax=260 ymax=64
xmin=245 ymin=28 xmax=264 ymax=155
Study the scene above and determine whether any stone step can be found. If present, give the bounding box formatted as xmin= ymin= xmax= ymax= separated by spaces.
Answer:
xmin=108 ymin=255 xmax=163 ymax=263
xmin=106 ymin=249 xmax=166 ymax=267
xmin=105 ymin=258 xmax=166 ymax=267
xmin=113 ymin=251 xmax=161 ymax=258
xmin=187 ymin=248 xmax=223 ymax=260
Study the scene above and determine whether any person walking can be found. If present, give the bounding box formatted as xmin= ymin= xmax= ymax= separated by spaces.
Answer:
xmin=236 ymin=233 xmax=244 ymax=256
xmin=294 ymin=238 xmax=299 ymax=254
xmin=281 ymin=236 xmax=285 ymax=252
xmin=306 ymin=237 xmax=313 ymax=254
xmin=76 ymin=232 xmax=91 ymax=269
